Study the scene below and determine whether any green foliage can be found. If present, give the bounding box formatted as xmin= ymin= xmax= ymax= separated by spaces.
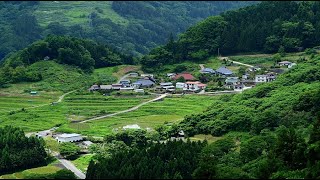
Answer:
xmin=142 ymin=1 xmax=320 ymax=70
xmin=86 ymin=140 xmax=207 ymax=179
xmin=59 ymin=142 xmax=80 ymax=160
xmin=0 ymin=126 xmax=48 ymax=175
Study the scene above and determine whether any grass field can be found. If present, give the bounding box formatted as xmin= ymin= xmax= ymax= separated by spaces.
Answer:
xmin=0 ymin=165 xmax=61 ymax=179
xmin=61 ymin=95 xmax=220 ymax=136
xmin=34 ymin=1 xmax=129 ymax=27
xmin=72 ymin=154 xmax=94 ymax=173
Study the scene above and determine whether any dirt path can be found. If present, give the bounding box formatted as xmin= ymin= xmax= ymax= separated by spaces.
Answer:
xmin=79 ymin=94 xmax=168 ymax=123
xmin=219 ymin=57 xmax=254 ymax=68
xmin=199 ymin=64 xmax=205 ymax=70
xmin=117 ymin=73 xmax=131 ymax=84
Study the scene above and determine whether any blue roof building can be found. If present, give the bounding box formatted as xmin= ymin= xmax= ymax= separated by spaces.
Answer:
xmin=216 ymin=66 xmax=233 ymax=76
xmin=200 ymin=68 xmax=216 ymax=74
xmin=133 ymin=79 xmax=155 ymax=88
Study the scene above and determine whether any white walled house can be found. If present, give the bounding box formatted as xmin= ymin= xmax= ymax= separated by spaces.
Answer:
xmin=255 ymin=75 xmax=267 ymax=83
xmin=55 ymin=133 xmax=83 ymax=143
xmin=176 ymin=82 xmax=185 ymax=89
xmin=183 ymin=81 xmax=207 ymax=91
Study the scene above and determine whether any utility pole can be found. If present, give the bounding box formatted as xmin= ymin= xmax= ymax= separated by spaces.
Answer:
xmin=218 ymin=48 xmax=220 ymax=57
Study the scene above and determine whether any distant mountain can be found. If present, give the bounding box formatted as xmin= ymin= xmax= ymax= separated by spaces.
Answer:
xmin=0 ymin=1 xmax=256 ymax=60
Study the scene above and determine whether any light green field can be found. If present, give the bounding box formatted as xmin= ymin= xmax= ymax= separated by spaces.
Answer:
xmin=34 ymin=1 xmax=129 ymax=27
xmin=0 ymin=165 xmax=61 ymax=179
xmin=61 ymin=95 xmax=220 ymax=136
xmin=72 ymin=154 xmax=94 ymax=173
xmin=190 ymin=134 xmax=223 ymax=144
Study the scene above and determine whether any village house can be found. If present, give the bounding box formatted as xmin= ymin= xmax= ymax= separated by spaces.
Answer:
xmin=170 ymin=130 xmax=185 ymax=141
xmin=35 ymin=130 xmax=51 ymax=138
xmin=111 ymin=84 xmax=123 ymax=90
xmin=55 ymin=133 xmax=83 ymax=143
xmin=100 ymin=85 xmax=112 ymax=91
xmin=172 ymin=72 xmax=196 ymax=81
xmin=141 ymin=74 xmax=154 ymax=78
xmin=216 ymin=66 xmax=233 ymax=76
xmin=89 ymin=85 xmax=100 ymax=91
xmin=30 ymin=91 xmax=38 ymax=95
xmin=167 ymin=73 xmax=177 ymax=78
xmin=225 ymin=77 xmax=239 ymax=89
xmin=288 ymin=63 xmax=297 ymax=68
xmin=128 ymin=72 xmax=139 ymax=77
xmin=120 ymin=87 xmax=134 ymax=91
xmin=134 ymin=89 xmax=145 ymax=93
xmin=119 ymin=79 xmax=131 ymax=87
xmin=255 ymin=73 xmax=276 ymax=83
xmin=175 ymin=82 xmax=185 ymax=89
xmin=81 ymin=141 xmax=93 ymax=149
xmin=123 ymin=124 xmax=141 ymax=130
xmin=248 ymin=66 xmax=261 ymax=72
xmin=278 ymin=61 xmax=292 ymax=67
xmin=160 ymin=82 xmax=175 ymax=92
xmin=133 ymin=79 xmax=155 ymax=88
xmin=200 ymin=68 xmax=216 ymax=74
xmin=183 ymin=81 xmax=207 ymax=92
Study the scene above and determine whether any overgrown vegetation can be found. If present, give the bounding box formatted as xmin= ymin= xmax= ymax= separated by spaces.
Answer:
xmin=0 ymin=126 xmax=48 ymax=175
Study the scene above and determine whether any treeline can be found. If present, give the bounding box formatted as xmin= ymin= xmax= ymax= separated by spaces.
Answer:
xmin=85 ymin=119 xmax=320 ymax=179
xmin=0 ymin=1 xmax=255 ymax=60
xmin=86 ymin=140 xmax=206 ymax=179
xmin=0 ymin=35 xmax=134 ymax=87
xmin=141 ymin=1 xmax=320 ymax=72
xmin=0 ymin=126 xmax=48 ymax=175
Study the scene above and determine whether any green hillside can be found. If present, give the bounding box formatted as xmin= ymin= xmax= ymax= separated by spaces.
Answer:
xmin=142 ymin=1 xmax=320 ymax=72
xmin=0 ymin=1 xmax=256 ymax=60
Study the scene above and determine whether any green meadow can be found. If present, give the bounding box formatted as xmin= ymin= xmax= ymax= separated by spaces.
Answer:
xmin=60 ymin=95 xmax=220 ymax=137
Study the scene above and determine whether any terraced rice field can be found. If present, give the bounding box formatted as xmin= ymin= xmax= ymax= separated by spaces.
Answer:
xmin=63 ymin=95 xmax=220 ymax=136
xmin=62 ymin=92 xmax=155 ymax=119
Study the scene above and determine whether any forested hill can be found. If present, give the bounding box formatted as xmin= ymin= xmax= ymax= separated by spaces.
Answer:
xmin=0 ymin=1 xmax=256 ymax=61
xmin=141 ymin=1 xmax=320 ymax=72
xmin=0 ymin=35 xmax=134 ymax=87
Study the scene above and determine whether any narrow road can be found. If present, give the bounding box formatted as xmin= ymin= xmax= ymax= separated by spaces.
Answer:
xmin=219 ymin=57 xmax=253 ymax=68
xmin=80 ymin=93 xmax=167 ymax=123
xmin=57 ymin=90 xmax=77 ymax=103
xmin=199 ymin=64 xmax=205 ymax=70
xmin=57 ymin=158 xmax=86 ymax=179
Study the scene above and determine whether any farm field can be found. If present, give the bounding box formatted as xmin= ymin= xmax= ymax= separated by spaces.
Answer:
xmin=61 ymin=92 xmax=155 ymax=120
xmin=60 ymin=95 xmax=221 ymax=137
xmin=0 ymin=165 xmax=62 ymax=179
xmin=34 ymin=1 xmax=129 ymax=27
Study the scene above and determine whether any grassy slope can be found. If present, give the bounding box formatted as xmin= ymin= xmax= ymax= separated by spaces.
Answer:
xmin=62 ymin=95 xmax=220 ymax=137
xmin=34 ymin=1 xmax=129 ymax=27
xmin=0 ymin=165 xmax=61 ymax=179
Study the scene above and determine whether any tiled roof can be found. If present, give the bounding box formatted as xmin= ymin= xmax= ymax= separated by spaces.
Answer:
xmin=173 ymin=73 xmax=195 ymax=80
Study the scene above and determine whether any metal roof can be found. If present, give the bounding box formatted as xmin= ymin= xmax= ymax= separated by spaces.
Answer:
xmin=58 ymin=133 xmax=81 ymax=138
xmin=216 ymin=66 xmax=233 ymax=75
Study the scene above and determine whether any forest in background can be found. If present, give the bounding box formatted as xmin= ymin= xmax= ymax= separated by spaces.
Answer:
xmin=141 ymin=1 xmax=320 ymax=72
xmin=0 ymin=1 xmax=255 ymax=61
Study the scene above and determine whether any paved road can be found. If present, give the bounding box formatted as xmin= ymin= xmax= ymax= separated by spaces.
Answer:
xmin=219 ymin=57 xmax=254 ymax=68
xmin=58 ymin=158 xmax=86 ymax=179
xmin=80 ymin=94 xmax=168 ymax=123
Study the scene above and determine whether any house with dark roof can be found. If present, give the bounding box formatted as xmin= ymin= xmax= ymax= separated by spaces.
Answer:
xmin=225 ymin=77 xmax=239 ymax=89
xmin=200 ymin=68 xmax=216 ymax=74
xmin=133 ymin=79 xmax=155 ymax=88
xmin=278 ymin=61 xmax=292 ymax=66
xmin=216 ymin=66 xmax=233 ymax=76
xmin=172 ymin=73 xmax=196 ymax=81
